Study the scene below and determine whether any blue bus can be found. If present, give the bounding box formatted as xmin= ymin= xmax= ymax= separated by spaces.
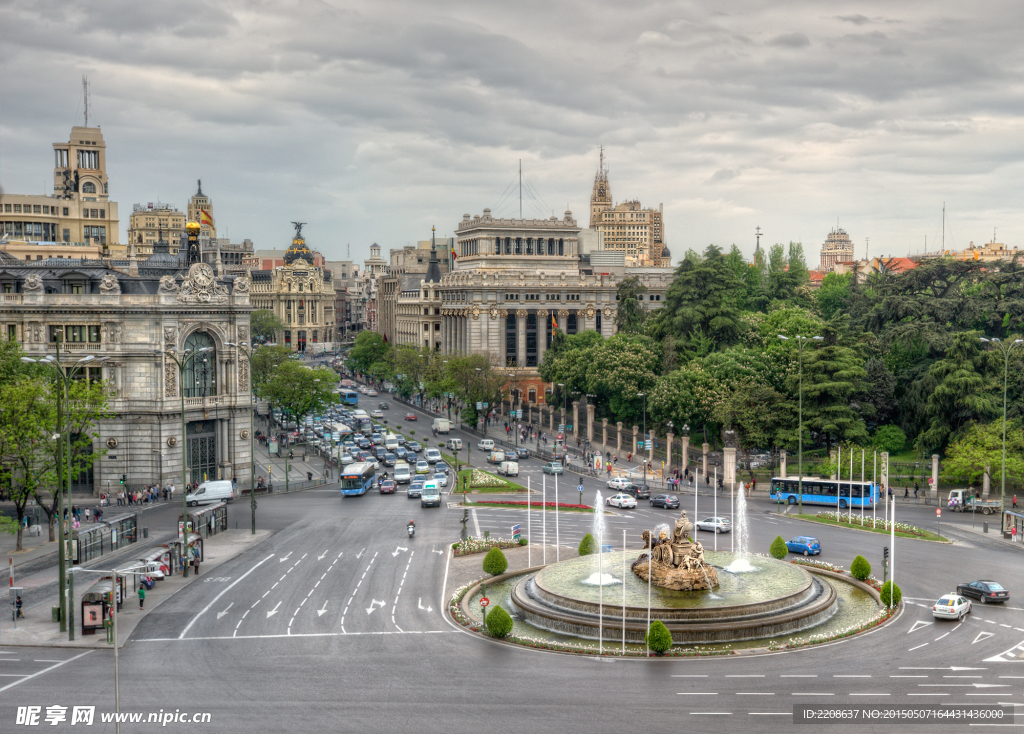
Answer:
xmin=769 ymin=477 xmax=878 ymax=509
xmin=340 ymin=390 xmax=359 ymax=406
xmin=340 ymin=462 xmax=377 ymax=497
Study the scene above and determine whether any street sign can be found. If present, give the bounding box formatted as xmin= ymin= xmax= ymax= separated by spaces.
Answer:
xmin=565 ymin=425 xmax=573 ymax=431
xmin=483 ymin=403 xmax=489 ymax=408
xmin=480 ymin=597 xmax=490 ymax=607
xmin=936 ymin=508 xmax=942 ymax=517
xmin=928 ymin=477 xmax=934 ymax=485
xmin=512 ymin=523 xmax=521 ymax=541
xmin=601 ymin=544 xmax=614 ymax=553
xmin=476 ymin=402 xmax=482 ymax=410
xmin=644 ymin=440 xmax=652 ymax=449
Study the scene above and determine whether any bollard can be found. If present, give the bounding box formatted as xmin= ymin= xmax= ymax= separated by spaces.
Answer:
xmin=142 ymin=527 xmax=149 ymax=539
xmin=984 ymin=521 xmax=989 ymax=533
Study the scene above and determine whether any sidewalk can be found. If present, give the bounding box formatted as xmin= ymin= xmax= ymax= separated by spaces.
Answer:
xmin=0 ymin=528 xmax=273 ymax=648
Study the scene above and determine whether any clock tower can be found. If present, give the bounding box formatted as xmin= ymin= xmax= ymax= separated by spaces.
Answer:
xmin=589 ymin=146 xmax=612 ymax=229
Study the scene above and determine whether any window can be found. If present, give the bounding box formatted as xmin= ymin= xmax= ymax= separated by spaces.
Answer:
xmin=62 ymin=229 xmax=70 ymax=242
xmin=33 ymin=205 xmax=41 ymax=213
xmin=183 ymin=332 xmax=217 ymax=398
xmin=99 ymin=210 xmax=105 ymax=218
xmin=90 ymin=209 xmax=98 ymax=219
xmin=596 ymin=310 xmax=602 ymax=332
xmin=77 ymin=150 xmax=99 ymax=169
xmin=88 ymin=325 xmax=101 ymax=343
xmin=7 ymin=324 xmax=15 ymax=339
xmin=3 ymin=204 xmax=9 ymax=212
xmin=63 ymin=207 xmax=69 ymax=216
xmin=423 ymin=323 xmax=429 ymax=332
xmin=69 ymin=283 xmax=83 ymax=294
xmin=13 ymin=204 xmax=21 ymax=213
xmin=50 ymin=325 xmax=64 ymax=342
xmin=67 ymin=325 xmax=86 ymax=342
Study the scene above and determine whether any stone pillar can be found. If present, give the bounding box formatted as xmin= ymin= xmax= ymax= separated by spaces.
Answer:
xmin=723 ymin=446 xmax=737 ymax=486
xmin=931 ymin=454 xmax=939 ymax=499
xmin=516 ymin=310 xmax=527 ymax=368
xmin=498 ymin=311 xmax=507 ymax=366
xmin=983 ymin=465 xmax=991 ymax=497
xmin=537 ymin=309 xmax=548 ymax=367
xmin=602 ymin=418 xmax=608 ymax=449
xmin=681 ymin=436 xmax=690 ymax=469
xmin=649 ymin=432 xmax=655 ymax=463
xmin=586 ymin=403 xmax=595 ymax=444
xmin=701 ymin=442 xmax=709 ymax=478
xmin=559 ymin=408 xmax=565 ymax=433
xmin=616 ymin=422 xmax=623 ymax=452
xmin=780 ymin=450 xmax=787 ymax=478
xmin=666 ymin=432 xmax=674 ymax=469
xmin=549 ymin=406 xmax=556 ymax=431
xmin=572 ymin=401 xmax=579 ymax=441
xmin=631 ymin=425 xmax=639 ymax=457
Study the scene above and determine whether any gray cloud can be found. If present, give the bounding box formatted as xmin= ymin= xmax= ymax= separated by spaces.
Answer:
xmin=768 ymin=32 xmax=811 ymax=48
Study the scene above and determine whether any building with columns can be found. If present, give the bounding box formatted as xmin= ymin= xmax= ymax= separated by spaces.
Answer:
xmin=439 ymin=208 xmax=672 ymax=402
xmin=588 ymin=151 xmax=670 ymax=267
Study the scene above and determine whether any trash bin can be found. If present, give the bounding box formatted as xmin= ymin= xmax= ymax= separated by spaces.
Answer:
xmin=52 ymin=606 xmax=61 ymax=623
xmin=984 ymin=521 xmax=989 ymax=533
xmin=142 ymin=527 xmax=149 ymax=539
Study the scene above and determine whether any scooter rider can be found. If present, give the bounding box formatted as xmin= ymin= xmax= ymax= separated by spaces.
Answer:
xmin=407 ymin=519 xmax=415 ymax=537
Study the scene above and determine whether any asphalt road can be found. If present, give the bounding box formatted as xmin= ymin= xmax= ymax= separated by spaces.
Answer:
xmin=2 ymin=390 xmax=1022 ymax=732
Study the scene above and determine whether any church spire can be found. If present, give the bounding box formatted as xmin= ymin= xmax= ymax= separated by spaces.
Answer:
xmin=590 ymin=146 xmax=611 ymax=229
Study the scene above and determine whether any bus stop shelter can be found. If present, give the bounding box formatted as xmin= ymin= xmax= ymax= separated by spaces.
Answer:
xmin=183 ymin=502 xmax=228 ymax=540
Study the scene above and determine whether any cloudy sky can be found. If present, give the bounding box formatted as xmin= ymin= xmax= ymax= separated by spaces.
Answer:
xmin=2 ymin=1 xmax=1023 ymax=266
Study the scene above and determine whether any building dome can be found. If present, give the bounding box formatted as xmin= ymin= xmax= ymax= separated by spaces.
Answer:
xmin=284 ymin=235 xmax=316 ymax=265
xmin=661 ymin=246 xmax=672 ymax=259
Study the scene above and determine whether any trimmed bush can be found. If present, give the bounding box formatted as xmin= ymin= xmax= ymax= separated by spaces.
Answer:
xmin=578 ymin=533 xmax=597 ymax=556
xmin=518 ymin=538 xmax=529 ymax=546
xmin=482 ymin=546 xmax=508 ymax=576
xmin=485 ymin=604 xmax=513 ymax=638
xmin=769 ymin=535 xmax=788 ymax=560
xmin=646 ymin=620 xmax=673 ymax=655
xmin=880 ymin=581 xmax=902 ymax=607
xmin=850 ymin=555 xmax=871 ymax=581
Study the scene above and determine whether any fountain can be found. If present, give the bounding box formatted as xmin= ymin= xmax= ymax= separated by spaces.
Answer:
xmin=725 ymin=485 xmax=757 ymax=574
xmin=632 ymin=509 xmax=719 ymax=591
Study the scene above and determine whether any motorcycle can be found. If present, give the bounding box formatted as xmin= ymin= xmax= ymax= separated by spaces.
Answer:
xmin=407 ymin=523 xmax=415 ymax=538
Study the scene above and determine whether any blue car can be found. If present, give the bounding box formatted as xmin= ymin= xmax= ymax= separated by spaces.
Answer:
xmin=785 ymin=536 xmax=821 ymax=556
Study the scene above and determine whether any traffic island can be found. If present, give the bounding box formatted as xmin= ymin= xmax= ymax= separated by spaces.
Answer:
xmin=791 ymin=511 xmax=949 ymax=542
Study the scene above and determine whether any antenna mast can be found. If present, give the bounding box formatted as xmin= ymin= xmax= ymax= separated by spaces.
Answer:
xmin=82 ymin=76 xmax=90 ymax=127
xmin=942 ymin=202 xmax=945 ymax=252
xmin=865 ymin=237 xmax=869 ymax=261
xmin=519 ymin=159 xmax=522 ymax=219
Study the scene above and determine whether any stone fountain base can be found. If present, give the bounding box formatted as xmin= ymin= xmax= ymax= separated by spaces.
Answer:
xmin=632 ymin=559 xmax=719 ymax=591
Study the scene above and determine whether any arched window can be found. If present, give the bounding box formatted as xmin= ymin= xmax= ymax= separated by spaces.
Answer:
xmin=183 ymin=332 xmax=217 ymax=398
xmin=82 ymin=182 xmax=96 ymax=194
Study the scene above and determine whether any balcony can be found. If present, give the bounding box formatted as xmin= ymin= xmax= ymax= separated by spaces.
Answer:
xmin=1 ymin=294 xmax=23 ymax=304
xmin=183 ymin=396 xmax=223 ymax=409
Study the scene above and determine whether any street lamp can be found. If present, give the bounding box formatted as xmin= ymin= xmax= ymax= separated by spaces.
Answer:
xmin=226 ymin=341 xmax=275 ymax=534
xmin=638 ymin=392 xmax=647 ymax=489
xmin=164 ymin=345 xmax=214 ymax=576
xmin=666 ymin=420 xmax=674 ymax=489
xmin=980 ymin=337 xmax=1024 ymax=515
xmin=22 ymin=342 xmax=109 ymax=640
xmin=778 ymin=334 xmax=823 ymax=513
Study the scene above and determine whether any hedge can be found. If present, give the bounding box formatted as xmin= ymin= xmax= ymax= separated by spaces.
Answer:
xmin=485 ymin=604 xmax=513 ymax=638
xmin=482 ymin=546 xmax=508 ymax=576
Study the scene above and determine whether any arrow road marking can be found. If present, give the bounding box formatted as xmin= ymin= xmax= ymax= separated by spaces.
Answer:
xmin=266 ymin=601 xmax=282 ymax=618
xmin=393 ymin=546 xmax=408 ymax=557
xmin=431 ymin=547 xmax=444 ymax=555
xmin=178 ymin=553 xmax=275 ymax=639
xmin=356 ymin=548 xmax=365 ymax=559
xmin=318 ymin=551 xmax=328 ymax=561
xmin=366 ymin=600 xmax=385 ymax=615
xmin=317 ymin=601 xmax=329 ymax=617
xmin=908 ymin=621 xmax=933 ymax=634
xmin=279 ymin=552 xmax=292 ymax=564
xmin=418 ymin=598 xmax=433 ymax=613
xmin=216 ymin=603 xmax=234 ymax=620
xmin=974 ymin=631 xmax=995 ymax=644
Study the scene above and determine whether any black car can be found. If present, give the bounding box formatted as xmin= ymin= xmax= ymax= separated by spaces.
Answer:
xmin=515 ymin=447 xmax=530 ymax=459
xmin=650 ymin=494 xmax=680 ymax=509
xmin=956 ymin=580 xmax=1010 ymax=604
xmin=378 ymin=402 xmax=390 ymax=410
xmin=383 ymin=453 xmax=397 ymax=467
xmin=627 ymin=483 xmax=651 ymax=499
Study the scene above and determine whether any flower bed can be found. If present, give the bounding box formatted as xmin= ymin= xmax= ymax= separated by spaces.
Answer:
xmin=796 ymin=511 xmax=945 ymax=541
xmin=791 ymin=558 xmax=845 ymax=574
xmin=452 ymin=536 xmax=524 ymax=557
xmin=470 ymin=468 xmax=507 ymax=488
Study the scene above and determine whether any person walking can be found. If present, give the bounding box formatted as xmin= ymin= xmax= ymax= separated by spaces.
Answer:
xmin=1014 ymin=495 xmax=1018 ymax=509
xmin=1012 ymin=526 xmax=1018 ymax=543
xmin=138 ymin=585 xmax=146 ymax=610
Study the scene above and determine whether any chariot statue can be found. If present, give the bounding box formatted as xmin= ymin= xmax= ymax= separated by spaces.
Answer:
xmin=633 ymin=509 xmax=719 ymax=591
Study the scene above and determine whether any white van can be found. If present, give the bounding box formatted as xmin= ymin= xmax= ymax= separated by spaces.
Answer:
xmin=186 ymin=479 xmax=235 ymax=507
xmin=497 ymin=461 xmax=519 ymax=477
xmin=445 ymin=438 xmax=463 ymax=451
xmin=384 ymin=433 xmax=399 ymax=452
xmin=393 ymin=462 xmax=412 ymax=484
xmin=432 ymin=418 xmax=451 ymax=434
xmin=488 ymin=450 xmax=505 ymax=464
xmin=477 ymin=439 xmax=495 ymax=452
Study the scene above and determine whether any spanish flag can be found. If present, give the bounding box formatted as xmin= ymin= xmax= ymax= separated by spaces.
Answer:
xmin=451 ymin=246 xmax=458 ymax=261
xmin=200 ymin=209 xmax=214 ymax=227
xmin=551 ymin=314 xmax=557 ymax=330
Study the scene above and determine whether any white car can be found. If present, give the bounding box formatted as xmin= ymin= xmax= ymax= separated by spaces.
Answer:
xmin=425 ymin=448 xmax=442 ymax=464
xmin=606 ymin=493 xmax=636 ymax=509
xmin=371 ymin=410 xmax=384 ymax=419
xmin=607 ymin=477 xmax=632 ymax=491
xmin=695 ymin=516 xmax=732 ymax=533
xmin=339 ymin=454 xmax=355 ymax=466
xmin=933 ymin=593 xmax=972 ymax=621
xmin=433 ymin=472 xmax=449 ymax=488
xmin=367 ymin=389 xmax=378 ymax=397
xmin=415 ymin=460 xmax=431 ymax=474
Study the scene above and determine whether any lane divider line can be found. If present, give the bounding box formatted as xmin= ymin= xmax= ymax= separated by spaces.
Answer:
xmin=179 ymin=553 xmax=275 ymax=640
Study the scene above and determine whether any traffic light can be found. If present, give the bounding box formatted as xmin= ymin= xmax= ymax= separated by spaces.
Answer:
xmin=120 ymin=474 xmax=126 ymax=485
xmin=883 ymin=546 xmax=889 ymax=560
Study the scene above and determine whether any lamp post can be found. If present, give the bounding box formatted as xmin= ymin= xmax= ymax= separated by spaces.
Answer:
xmin=163 ymin=345 xmax=213 ymax=576
xmin=226 ymin=341 xmax=275 ymax=534
xmin=666 ymin=420 xmax=674 ymax=490
xmin=638 ymin=392 xmax=647 ymax=490
xmin=980 ymin=337 xmax=1024 ymax=514
xmin=22 ymin=343 xmax=109 ymax=640
xmin=777 ymin=334 xmax=823 ymax=513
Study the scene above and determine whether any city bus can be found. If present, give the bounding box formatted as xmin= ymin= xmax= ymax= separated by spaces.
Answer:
xmin=769 ymin=477 xmax=878 ymax=509
xmin=340 ymin=390 xmax=359 ymax=406
xmin=340 ymin=462 xmax=377 ymax=497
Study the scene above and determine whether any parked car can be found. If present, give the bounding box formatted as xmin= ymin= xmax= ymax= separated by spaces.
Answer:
xmin=379 ymin=480 xmax=396 ymax=495
xmin=542 ymin=462 xmax=564 ymax=475
xmin=785 ymin=537 xmax=821 ymax=556
xmin=695 ymin=516 xmax=732 ymax=534
xmin=607 ymin=493 xmax=637 ymax=509
xmin=956 ymin=580 xmax=1010 ymax=604
xmin=405 ymin=412 xmax=418 ymax=421
xmin=650 ymin=494 xmax=680 ymax=509
xmin=607 ymin=477 xmax=632 ymax=490
xmin=933 ymin=593 xmax=972 ymax=620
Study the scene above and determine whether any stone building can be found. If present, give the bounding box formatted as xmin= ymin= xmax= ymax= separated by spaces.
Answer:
xmin=248 ymin=226 xmax=334 ymax=351
xmin=393 ymin=233 xmax=446 ymax=349
xmin=439 ymin=209 xmax=672 ymax=402
xmin=588 ymin=152 xmax=670 ymax=267
xmin=127 ymin=202 xmax=187 ymax=254
xmin=377 ymin=236 xmax=453 ymax=345
xmin=819 ymin=227 xmax=855 ymax=271
xmin=0 ymin=125 xmax=119 ymax=250
xmin=0 ymin=238 xmax=253 ymax=495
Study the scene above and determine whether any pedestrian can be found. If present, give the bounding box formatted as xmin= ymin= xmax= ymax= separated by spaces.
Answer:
xmin=15 ymin=594 xmax=23 ymax=618
xmin=138 ymin=585 xmax=145 ymax=609
xmin=1012 ymin=526 xmax=1018 ymax=543
xmin=1014 ymin=495 xmax=1018 ymax=509
xmin=904 ymin=486 xmax=909 ymax=499
xmin=84 ymin=507 xmax=91 ymax=523
xmin=192 ymin=557 xmax=200 ymax=576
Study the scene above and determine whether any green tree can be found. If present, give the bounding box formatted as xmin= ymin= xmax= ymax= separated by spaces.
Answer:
xmin=347 ymin=331 xmax=390 ymax=376
xmin=485 ymin=603 xmax=514 ymax=638
xmin=769 ymin=535 xmax=788 ymax=559
xmin=815 ymin=272 xmax=852 ymax=321
xmin=880 ymin=580 xmax=902 ymax=607
xmin=795 ymin=338 xmax=869 ymax=452
xmin=615 ymin=276 xmax=648 ymax=335
xmin=250 ymin=309 xmax=285 ymax=343
xmin=871 ymin=425 xmax=907 ymax=455
xmin=482 ymin=546 xmax=508 ymax=576
xmin=850 ymin=555 xmax=872 ymax=580
xmin=943 ymin=420 xmax=1024 ymax=486
xmin=646 ymin=620 xmax=673 ymax=655
xmin=262 ymin=362 xmax=338 ymax=431
xmin=251 ymin=345 xmax=291 ymax=398
xmin=578 ymin=533 xmax=596 ymax=556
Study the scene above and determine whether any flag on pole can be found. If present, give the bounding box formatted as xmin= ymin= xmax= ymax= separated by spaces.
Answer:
xmin=199 ymin=209 xmax=214 ymax=227
xmin=551 ymin=314 xmax=557 ymax=330
xmin=450 ymin=246 xmax=458 ymax=261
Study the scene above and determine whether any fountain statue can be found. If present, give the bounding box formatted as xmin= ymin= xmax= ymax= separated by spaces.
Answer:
xmin=632 ymin=509 xmax=720 ymax=591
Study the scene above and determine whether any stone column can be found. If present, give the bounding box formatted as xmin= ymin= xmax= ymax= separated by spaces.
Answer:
xmin=648 ymin=432 xmax=655 ymax=463
xmin=632 ymin=426 xmax=639 ymax=457
xmin=498 ymin=311 xmax=507 ymax=366
xmin=602 ymin=418 xmax=608 ymax=449
xmin=780 ymin=450 xmax=787 ymax=478
xmin=516 ymin=310 xmax=527 ymax=368
xmin=681 ymin=435 xmax=690 ymax=469
xmin=931 ymin=454 xmax=939 ymax=499
xmin=586 ymin=403 xmax=595 ymax=444
xmin=616 ymin=422 xmax=623 ymax=452
xmin=723 ymin=446 xmax=737 ymax=486
xmin=572 ymin=400 xmax=579 ymax=441
xmin=666 ymin=432 xmax=674 ymax=469
xmin=537 ymin=309 xmax=548 ymax=367
xmin=983 ymin=465 xmax=991 ymax=497
xmin=701 ymin=442 xmax=709 ymax=478
xmin=559 ymin=408 xmax=566 ymax=433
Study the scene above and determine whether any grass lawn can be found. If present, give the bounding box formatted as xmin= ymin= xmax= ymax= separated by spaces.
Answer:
xmin=453 ymin=467 xmax=529 ymax=494
xmin=792 ymin=513 xmax=948 ymax=542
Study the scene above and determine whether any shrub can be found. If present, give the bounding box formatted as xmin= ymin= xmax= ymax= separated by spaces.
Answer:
xmin=518 ymin=538 xmax=529 ymax=546
xmin=646 ymin=620 xmax=673 ymax=655
xmin=485 ymin=604 xmax=513 ymax=638
xmin=578 ymin=533 xmax=597 ymax=556
xmin=769 ymin=535 xmax=788 ymax=559
xmin=409 ymin=430 xmax=415 ymax=435
xmin=482 ymin=546 xmax=508 ymax=576
xmin=850 ymin=555 xmax=871 ymax=581
xmin=880 ymin=581 xmax=902 ymax=607
xmin=872 ymin=425 xmax=907 ymax=455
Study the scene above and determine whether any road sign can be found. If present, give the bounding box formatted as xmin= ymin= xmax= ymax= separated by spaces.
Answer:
xmin=644 ymin=440 xmax=652 ymax=449
xmin=928 ymin=477 xmax=934 ymax=485
xmin=476 ymin=402 xmax=482 ymax=410
xmin=565 ymin=425 xmax=573 ymax=431
xmin=512 ymin=523 xmax=521 ymax=541
xmin=480 ymin=597 xmax=490 ymax=607
xmin=936 ymin=508 xmax=942 ymax=517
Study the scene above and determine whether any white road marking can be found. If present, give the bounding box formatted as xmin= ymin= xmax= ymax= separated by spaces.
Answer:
xmin=908 ymin=643 xmax=929 ymax=651
xmin=278 ymin=552 xmax=292 ymax=563
xmin=216 ymin=603 xmax=234 ymax=620
xmin=0 ymin=651 xmax=95 ymax=693
xmin=266 ymin=601 xmax=282 ymax=618
xmin=179 ymin=553 xmax=275 ymax=639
